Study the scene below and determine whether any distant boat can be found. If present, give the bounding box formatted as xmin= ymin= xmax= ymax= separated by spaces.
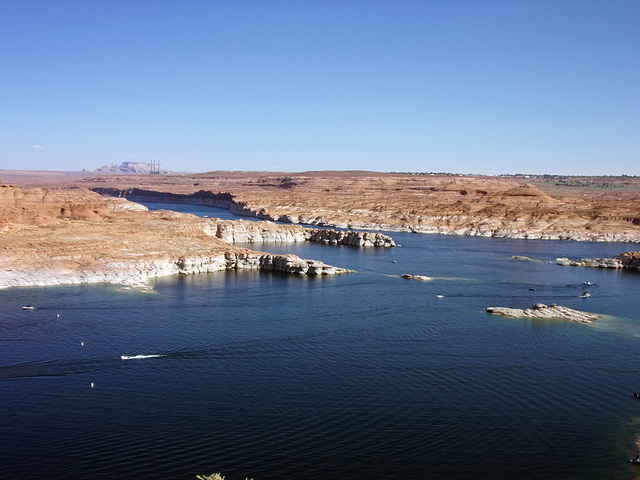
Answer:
xmin=581 ymin=292 xmax=591 ymax=298
xmin=120 ymin=354 xmax=163 ymax=361
xmin=22 ymin=305 xmax=35 ymax=310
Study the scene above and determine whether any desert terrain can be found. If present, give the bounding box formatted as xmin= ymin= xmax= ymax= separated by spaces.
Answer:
xmin=70 ymin=170 xmax=640 ymax=242
xmin=1 ymin=169 xmax=639 ymax=289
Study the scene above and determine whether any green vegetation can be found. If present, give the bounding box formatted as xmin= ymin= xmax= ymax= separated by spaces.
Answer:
xmin=554 ymin=180 xmax=625 ymax=189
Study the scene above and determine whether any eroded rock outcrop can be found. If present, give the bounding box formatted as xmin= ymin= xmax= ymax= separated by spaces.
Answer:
xmin=201 ymin=219 xmax=396 ymax=247
xmin=0 ymin=230 xmax=353 ymax=289
xmin=486 ymin=304 xmax=600 ymax=323
xmin=556 ymin=257 xmax=624 ymax=268
xmin=556 ymin=252 xmax=640 ymax=269
xmin=615 ymin=251 xmax=640 ymax=268
xmin=90 ymin=187 xmax=397 ymax=247
xmin=81 ymin=172 xmax=640 ymax=243
xmin=0 ymin=249 xmax=351 ymax=288
xmin=304 ymin=229 xmax=395 ymax=247
xmin=0 ymin=183 xmax=145 ymax=228
xmin=0 ymin=186 xmax=356 ymax=289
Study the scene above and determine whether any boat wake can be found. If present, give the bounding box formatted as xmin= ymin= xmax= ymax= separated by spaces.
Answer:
xmin=120 ymin=354 xmax=164 ymax=361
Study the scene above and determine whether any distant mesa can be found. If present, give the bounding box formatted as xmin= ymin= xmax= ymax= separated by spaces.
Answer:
xmin=95 ymin=161 xmax=170 ymax=174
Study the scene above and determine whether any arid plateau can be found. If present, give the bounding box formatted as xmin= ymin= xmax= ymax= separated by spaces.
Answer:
xmin=1 ymin=169 xmax=639 ymax=288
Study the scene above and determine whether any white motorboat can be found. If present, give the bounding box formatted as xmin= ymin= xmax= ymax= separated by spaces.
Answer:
xmin=120 ymin=354 xmax=163 ymax=361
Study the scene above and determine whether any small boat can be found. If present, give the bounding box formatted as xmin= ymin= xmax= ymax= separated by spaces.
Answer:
xmin=581 ymin=292 xmax=591 ymax=298
xmin=22 ymin=305 xmax=35 ymax=310
xmin=120 ymin=354 xmax=163 ymax=361
xmin=630 ymin=457 xmax=640 ymax=464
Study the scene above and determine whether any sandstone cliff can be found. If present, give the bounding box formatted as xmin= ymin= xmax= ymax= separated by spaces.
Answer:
xmin=212 ymin=221 xmax=395 ymax=247
xmin=0 ymin=183 xmax=144 ymax=229
xmin=82 ymin=171 xmax=640 ymax=243
xmin=0 ymin=186 xmax=363 ymax=288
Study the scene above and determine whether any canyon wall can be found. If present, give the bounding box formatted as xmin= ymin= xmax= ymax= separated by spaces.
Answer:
xmin=0 ymin=185 xmax=367 ymax=289
xmin=91 ymin=187 xmax=395 ymax=247
xmin=89 ymin=176 xmax=640 ymax=243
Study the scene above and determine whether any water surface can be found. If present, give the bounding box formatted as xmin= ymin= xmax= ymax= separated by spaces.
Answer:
xmin=2 ymin=203 xmax=640 ymax=480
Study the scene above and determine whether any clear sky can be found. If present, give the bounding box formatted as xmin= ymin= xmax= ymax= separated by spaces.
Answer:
xmin=1 ymin=0 xmax=638 ymax=175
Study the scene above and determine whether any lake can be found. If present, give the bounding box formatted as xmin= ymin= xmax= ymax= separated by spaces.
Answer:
xmin=2 ymin=203 xmax=640 ymax=480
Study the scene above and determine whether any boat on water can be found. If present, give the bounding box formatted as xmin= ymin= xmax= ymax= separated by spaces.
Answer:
xmin=120 ymin=354 xmax=163 ymax=361
xmin=630 ymin=457 xmax=640 ymax=465
xmin=22 ymin=305 xmax=35 ymax=310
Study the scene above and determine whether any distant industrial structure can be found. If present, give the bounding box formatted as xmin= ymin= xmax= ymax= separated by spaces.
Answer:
xmin=95 ymin=160 xmax=169 ymax=174
xmin=149 ymin=159 xmax=161 ymax=174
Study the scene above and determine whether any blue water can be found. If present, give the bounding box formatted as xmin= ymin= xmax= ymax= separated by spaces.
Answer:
xmin=140 ymin=202 xmax=263 ymax=222
xmin=2 ymin=203 xmax=640 ymax=480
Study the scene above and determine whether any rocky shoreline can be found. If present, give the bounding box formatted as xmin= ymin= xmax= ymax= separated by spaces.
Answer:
xmin=1 ymin=185 xmax=384 ymax=289
xmin=511 ymin=252 xmax=640 ymax=270
xmin=90 ymin=186 xmax=640 ymax=243
xmin=0 ymin=250 xmax=353 ymax=289
xmin=3 ymin=171 xmax=640 ymax=290
xmin=556 ymin=251 xmax=640 ymax=269
xmin=213 ymin=220 xmax=395 ymax=247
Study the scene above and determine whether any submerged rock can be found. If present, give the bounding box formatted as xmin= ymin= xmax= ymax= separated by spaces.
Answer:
xmin=400 ymin=274 xmax=433 ymax=281
xmin=512 ymin=255 xmax=552 ymax=263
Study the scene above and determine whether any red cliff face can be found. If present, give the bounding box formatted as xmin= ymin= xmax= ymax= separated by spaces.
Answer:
xmin=0 ymin=184 xmax=112 ymax=226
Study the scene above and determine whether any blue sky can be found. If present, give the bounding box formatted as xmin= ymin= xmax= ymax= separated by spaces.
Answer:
xmin=1 ymin=0 xmax=638 ymax=175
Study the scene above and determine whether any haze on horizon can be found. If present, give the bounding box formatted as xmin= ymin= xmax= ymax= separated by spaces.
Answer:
xmin=1 ymin=0 xmax=638 ymax=177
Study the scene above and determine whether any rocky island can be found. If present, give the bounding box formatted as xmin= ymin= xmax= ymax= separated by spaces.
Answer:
xmin=486 ymin=303 xmax=600 ymax=324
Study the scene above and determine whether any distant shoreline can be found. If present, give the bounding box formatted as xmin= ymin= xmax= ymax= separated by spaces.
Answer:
xmin=3 ymin=169 xmax=640 ymax=246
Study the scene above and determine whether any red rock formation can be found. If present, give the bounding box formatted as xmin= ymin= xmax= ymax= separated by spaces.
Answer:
xmin=0 ymin=184 xmax=114 ymax=226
